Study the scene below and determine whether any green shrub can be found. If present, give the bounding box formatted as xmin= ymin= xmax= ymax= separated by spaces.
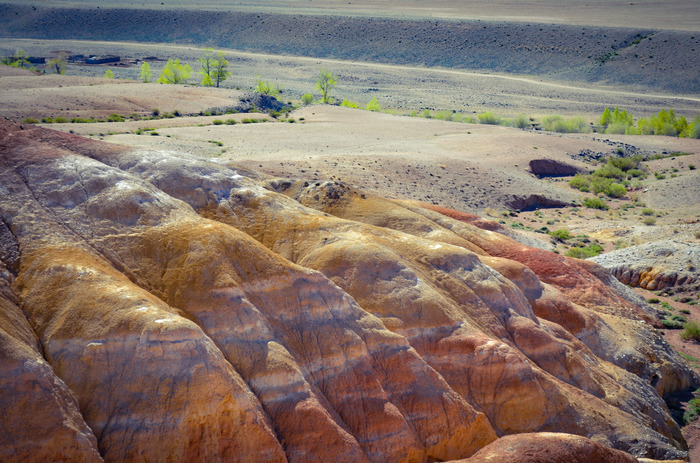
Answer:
xmin=106 ymin=113 xmax=125 ymax=122
xmin=366 ymin=97 xmax=381 ymax=112
xmin=301 ymin=93 xmax=314 ymax=105
xmin=569 ymin=174 xmax=591 ymax=192
xmin=641 ymin=208 xmax=656 ymax=216
xmin=684 ymin=397 xmax=700 ymax=423
xmin=225 ymin=119 xmax=237 ymax=125
xmin=340 ymin=99 xmax=358 ymax=108
xmin=626 ymin=168 xmax=647 ymax=178
xmin=254 ymin=78 xmax=280 ymax=96
xmin=681 ymin=321 xmax=700 ymax=342
xmin=542 ymin=115 xmax=590 ymax=133
xmin=642 ymin=216 xmax=657 ymax=225
xmin=54 ymin=116 xmax=68 ymax=123
xmin=549 ymin=229 xmax=573 ymax=241
xmin=478 ymin=111 xmax=500 ymax=125
xmin=435 ymin=110 xmax=454 ymax=121
xmin=593 ymin=164 xmax=626 ymax=180
xmin=689 ymin=164 xmax=696 ymax=170
xmin=22 ymin=117 xmax=39 ymax=124
xmin=662 ymin=317 xmax=684 ymax=329
xmin=605 ymin=183 xmax=627 ymax=198
xmin=565 ymin=244 xmax=603 ymax=258
xmin=646 ymin=298 xmax=661 ymax=304
xmin=213 ymin=119 xmax=224 ymax=125
xmin=514 ymin=114 xmax=530 ymax=129
xmin=583 ymin=197 xmax=609 ymax=210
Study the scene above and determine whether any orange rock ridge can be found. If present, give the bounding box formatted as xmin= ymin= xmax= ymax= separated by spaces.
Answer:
xmin=0 ymin=120 xmax=695 ymax=462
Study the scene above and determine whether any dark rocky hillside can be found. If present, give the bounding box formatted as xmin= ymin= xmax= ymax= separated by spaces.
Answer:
xmin=1 ymin=3 xmax=699 ymax=94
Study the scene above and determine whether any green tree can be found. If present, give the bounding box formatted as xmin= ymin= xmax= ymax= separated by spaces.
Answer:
xmin=158 ymin=59 xmax=192 ymax=84
xmin=104 ymin=68 xmax=114 ymax=79
xmin=198 ymin=49 xmax=231 ymax=88
xmin=8 ymin=50 xmax=29 ymax=68
xmin=316 ymin=69 xmax=337 ymax=104
xmin=48 ymin=52 xmax=67 ymax=74
xmin=212 ymin=51 xmax=231 ymax=88
xmin=140 ymin=61 xmax=151 ymax=83
xmin=198 ymin=48 xmax=215 ymax=87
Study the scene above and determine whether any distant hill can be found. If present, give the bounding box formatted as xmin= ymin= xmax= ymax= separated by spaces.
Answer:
xmin=1 ymin=3 xmax=699 ymax=94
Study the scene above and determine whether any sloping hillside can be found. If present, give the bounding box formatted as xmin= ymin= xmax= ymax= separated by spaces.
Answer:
xmin=0 ymin=118 xmax=696 ymax=462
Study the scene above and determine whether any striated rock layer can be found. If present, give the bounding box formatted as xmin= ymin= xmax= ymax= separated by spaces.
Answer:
xmin=590 ymin=239 xmax=700 ymax=292
xmin=0 ymin=119 xmax=696 ymax=462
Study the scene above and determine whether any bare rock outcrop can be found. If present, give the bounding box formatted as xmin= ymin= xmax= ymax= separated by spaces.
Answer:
xmin=0 ymin=120 xmax=696 ymax=461
xmin=590 ymin=240 xmax=700 ymax=292
xmin=458 ymin=432 xmax=639 ymax=463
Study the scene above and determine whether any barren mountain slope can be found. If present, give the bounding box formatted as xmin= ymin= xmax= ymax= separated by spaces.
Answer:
xmin=1 ymin=3 xmax=700 ymax=94
xmin=0 ymin=119 xmax=696 ymax=461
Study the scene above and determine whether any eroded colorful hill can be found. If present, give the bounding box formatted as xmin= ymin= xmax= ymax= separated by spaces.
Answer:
xmin=0 ymin=119 xmax=695 ymax=462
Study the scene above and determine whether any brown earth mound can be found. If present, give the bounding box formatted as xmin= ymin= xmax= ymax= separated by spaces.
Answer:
xmin=2 ymin=120 xmax=696 ymax=461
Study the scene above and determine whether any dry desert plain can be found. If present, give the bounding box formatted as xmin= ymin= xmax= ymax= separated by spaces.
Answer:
xmin=1 ymin=1 xmax=700 ymax=462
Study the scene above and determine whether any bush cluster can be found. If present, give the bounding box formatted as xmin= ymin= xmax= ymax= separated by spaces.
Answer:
xmin=600 ymin=106 xmax=700 ymax=138
xmin=541 ymin=115 xmax=590 ymax=133
xmin=569 ymin=156 xmax=649 ymax=198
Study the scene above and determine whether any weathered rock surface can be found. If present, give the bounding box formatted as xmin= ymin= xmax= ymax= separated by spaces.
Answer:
xmin=457 ymin=432 xmax=640 ymax=463
xmin=0 ymin=119 xmax=696 ymax=461
xmin=590 ymin=239 xmax=700 ymax=292
xmin=529 ymin=158 xmax=587 ymax=177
